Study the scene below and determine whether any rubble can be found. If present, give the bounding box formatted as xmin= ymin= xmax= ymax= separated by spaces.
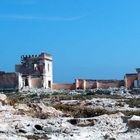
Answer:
xmin=128 ymin=115 xmax=140 ymax=129
xmin=0 ymin=93 xmax=139 ymax=139
xmin=0 ymin=93 xmax=7 ymax=102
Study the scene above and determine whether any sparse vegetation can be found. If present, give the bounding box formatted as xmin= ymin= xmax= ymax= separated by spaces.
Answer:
xmin=126 ymin=98 xmax=140 ymax=108
xmin=122 ymin=110 xmax=140 ymax=116
xmin=53 ymin=104 xmax=116 ymax=118
xmin=7 ymin=98 xmax=19 ymax=106
xmin=0 ymin=91 xmax=140 ymax=139
xmin=4 ymin=91 xmax=140 ymax=119
xmin=30 ymin=93 xmax=38 ymax=98
xmin=25 ymin=135 xmax=49 ymax=140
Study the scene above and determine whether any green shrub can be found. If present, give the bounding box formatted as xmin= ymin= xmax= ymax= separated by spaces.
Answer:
xmin=39 ymin=93 xmax=50 ymax=98
xmin=30 ymin=93 xmax=38 ymax=98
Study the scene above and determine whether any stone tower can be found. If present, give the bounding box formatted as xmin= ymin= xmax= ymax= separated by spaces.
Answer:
xmin=39 ymin=52 xmax=53 ymax=89
xmin=15 ymin=52 xmax=53 ymax=89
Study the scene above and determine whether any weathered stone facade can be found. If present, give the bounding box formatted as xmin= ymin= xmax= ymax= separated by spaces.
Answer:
xmin=124 ymin=68 xmax=140 ymax=89
xmin=0 ymin=72 xmax=20 ymax=91
xmin=52 ymin=83 xmax=75 ymax=90
xmin=124 ymin=73 xmax=138 ymax=89
xmin=16 ymin=52 xmax=53 ymax=89
xmin=136 ymin=68 xmax=140 ymax=88
xmin=75 ymin=79 xmax=124 ymax=90
xmin=0 ymin=52 xmax=53 ymax=91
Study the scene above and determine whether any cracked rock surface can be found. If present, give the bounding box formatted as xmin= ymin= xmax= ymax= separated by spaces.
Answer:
xmin=0 ymin=93 xmax=139 ymax=140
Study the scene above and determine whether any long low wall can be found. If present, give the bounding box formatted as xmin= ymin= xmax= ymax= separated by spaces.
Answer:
xmin=52 ymin=83 xmax=75 ymax=90
xmin=75 ymin=79 xmax=124 ymax=90
xmin=97 ymin=80 xmax=124 ymax=89
xmin=0 ymin=72 xmax=125 ymax=91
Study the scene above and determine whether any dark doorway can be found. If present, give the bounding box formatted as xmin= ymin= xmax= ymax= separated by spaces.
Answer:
xmin=25 ymin=78 xmax=29 ymax=86
xmin=48 ymin=81 xmax=51 ymax=88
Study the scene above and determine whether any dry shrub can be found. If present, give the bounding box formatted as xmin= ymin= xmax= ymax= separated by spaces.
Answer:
xmin=25 ymin=135 xmax=49 ymax=140
xmin=126 ymin=98 xmax=140 ymax=108
xmin=6 ymin=98 xmax=19 ymax=106
xmin=122 ymin=110 xmax=140 ymax=116
xmin=53 ymin=104 xmax=114 ymax=118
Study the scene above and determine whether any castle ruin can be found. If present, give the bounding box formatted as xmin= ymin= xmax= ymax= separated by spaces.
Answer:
xmin=0 ymin=52 xmax=53 ymax=91
xmin=0 ymin=52 xmax=140 ymax=91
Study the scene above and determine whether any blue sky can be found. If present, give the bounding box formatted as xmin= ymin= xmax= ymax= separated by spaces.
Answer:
xmin=0 ymin=0 xmax=140 ymax=83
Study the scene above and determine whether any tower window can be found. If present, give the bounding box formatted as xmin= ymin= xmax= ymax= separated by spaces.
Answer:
xmin=34 ymin=64 xmax=38 ymax=71
xmin=48 ymin=64 xmax=50 ymax=72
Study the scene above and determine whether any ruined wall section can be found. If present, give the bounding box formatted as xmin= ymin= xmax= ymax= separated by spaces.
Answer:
xmin=0 ymin=72 xmax=19 ymax=91
xmin=15 ymin=52 xmax=53 ymax=89
xmin=75 ymin=79 xmax=84 ymax=89
xmin=97 ymin=80 xmax=124 ymax=89
xmin=30 ymin=77 xmax=42 ymax=88
xmin=75 ymin=79 xmax=124 ymax=90
xmin=124 ymin=74 xmax=138 ymax=89
xmin=15 ymin=55 xmax=44 ymax=76
xmin=75 ymin=79 xmax=97 ymax=90
xmin=136 ymin=68 xmax=140 ymax=88
xmin=52 ymin=83 xmax=75 ymax=90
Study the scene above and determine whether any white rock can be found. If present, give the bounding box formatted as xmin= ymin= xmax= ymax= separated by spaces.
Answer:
xmin=130 ymin=115 xmax=140 ymax=121
xmin=37 ymin=103 xmax=63 ymax=117
xmin=0 ymin=94 xmax=7 ymax=102
xmin=15 ymin=104 xmax=30 ymax=112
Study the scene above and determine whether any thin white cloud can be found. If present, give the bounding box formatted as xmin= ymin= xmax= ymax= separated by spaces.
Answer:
xmin=0 ymin=14 xmax=86 ymax=21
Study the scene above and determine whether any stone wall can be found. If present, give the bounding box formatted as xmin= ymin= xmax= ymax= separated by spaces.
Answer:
xmin=0 ymin=72 xmax=19 ymax=91
xmin=75 ymin=79 xmax=124 ymax=90
xmin=15 ymin=52 xmax=53 ymax=89
xmin=124 ymin=74 xmax=138 ymax=88
xmin=97 ymin=80 xmax=124 ymax=89
xmin=76 ymin=79 xmax=97 ymax=89
xmin=52 ymin=83 xmax=75 ymax=90
xmin=30 ymin=77 xmax=42 ymax=88
xmin=75 ymin=79 xmax=84 ymax=89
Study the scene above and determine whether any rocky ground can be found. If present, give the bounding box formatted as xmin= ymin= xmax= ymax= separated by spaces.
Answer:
xmin=0 ymin=90 xmax=140 ymax=140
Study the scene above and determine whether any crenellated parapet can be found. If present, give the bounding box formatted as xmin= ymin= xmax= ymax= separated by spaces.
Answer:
xmin=21 ymin=54 xmax=38 ymax=59
xmin=20 ymin=54 xmax=39 ymax=64
xmin=15 ymin=52 xmax=53 ymax=89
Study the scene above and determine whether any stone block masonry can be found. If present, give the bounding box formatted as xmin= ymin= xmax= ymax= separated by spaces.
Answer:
xmin=0 ymin=52 xmax=53 ymax=91
xmin=0 ymin=72 xmax=19 ymax=91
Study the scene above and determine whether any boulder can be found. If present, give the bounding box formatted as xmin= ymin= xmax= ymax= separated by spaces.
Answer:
xmin=0 ymin=94 xmax=7 ymax=103
xmin=128 ymin=115 xmax=140 ymax=129
xmin=37 ymin=103 xmax=63 ymax=117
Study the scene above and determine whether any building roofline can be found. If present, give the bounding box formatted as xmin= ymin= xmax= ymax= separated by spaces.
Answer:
xmin=125 ymin=73 xmax=137 ymax=76
xmin=75 ymin=79 xmax=123 ymax=81
xmin=136 ymin=68 xmax=140 ymax=72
